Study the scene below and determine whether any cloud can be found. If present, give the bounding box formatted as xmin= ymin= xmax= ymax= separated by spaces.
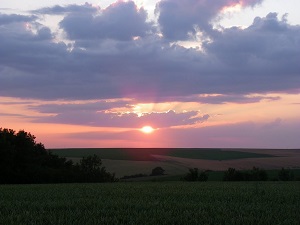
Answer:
xmin=0 ymin=17 xmax=68 ymax=89
xmin=33 ymin=109 xmax=209 ymax=128
xmin=147 ymin=94 xmax=280 ymax=104
xmin=0 ymin=112 xmax=35 ymax=118
xmin=155 ymin=0 xmax=263 ymax=40
xmin=203 ymin=12 xmax=300 ymax=93
xmin=0 ymin=4 xmax=299 ymax=102
xmin=30 ymin=100 xmax=131 ymax=114
xmin=262 ymin=118 xmax=282 ymax=129
xmin=0 ymin=13 xmax=36 ymax=25
xmin=59 ymin=1 xmax=152 ymax=41
xmin=32 ymin=3 xmax=99 ymax=15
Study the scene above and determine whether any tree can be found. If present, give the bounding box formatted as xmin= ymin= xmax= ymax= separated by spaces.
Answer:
xmin=78 ymin=154 xmax=117 ymax=182
xmin=198 ymin=170 xmax=208 ymax=182
xmin=278 ymin=168 xmax=294 ymax=181
xmin=151 ymin=167 xmax=165 ymax=176
xmin=0 ymin=128 xmax=57 ymax=183
xmin=0 ymin=128 xmax=117 ymax=184
xmin=223 ymin=167 xmax=268 ymax=182
xmin=183 ymin=168 xmax=208 ymax=182
xmin=250 ymin=167 xmax=268 ymax=181
xmin=223 ymin=168 xmax=244 ymax=181
xmin=184 ymin=168 xmax=199 ymax=181
xmin=80 ymin=154 xmax=103 ymax=173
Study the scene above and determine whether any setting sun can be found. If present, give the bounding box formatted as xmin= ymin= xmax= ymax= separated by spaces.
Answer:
xmin=140 ymin=126 xmax=154 ymax=134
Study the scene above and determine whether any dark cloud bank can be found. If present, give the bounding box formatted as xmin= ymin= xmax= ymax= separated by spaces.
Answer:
xmin=33 ymin=109 xmax=209 ymax=128
xmin=0 ymin=0 xmax=299 ymax=103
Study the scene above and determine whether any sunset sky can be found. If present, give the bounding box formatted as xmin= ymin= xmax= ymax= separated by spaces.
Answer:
xmin=1 ymin=0 xmax=299 ymax=148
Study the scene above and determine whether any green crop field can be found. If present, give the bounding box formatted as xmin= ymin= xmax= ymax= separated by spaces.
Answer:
xmin=50 ymin=148 xmax=274 ymax=161
xmin=1 ymin=182 xmax=299 ymax=225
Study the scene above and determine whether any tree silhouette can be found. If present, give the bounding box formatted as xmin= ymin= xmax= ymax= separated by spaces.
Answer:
xmin=250 ymin=167 xmax=268 ymax=181
xmin=223 ymin=168 xmax=244 ymax=181
xmin=78 ymin=154 xmax=116 ymax=182
xmin=151 ymin=167 xmax=165 ymax=176
xmin=278 ymin=168 xmax=294 ymax=181
xmin=183 ymin=168 xmax=208 ymax=182
xmin=0 ymin=128 xmax=116 ymax=184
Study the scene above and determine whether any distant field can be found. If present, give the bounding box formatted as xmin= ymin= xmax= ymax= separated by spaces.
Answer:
xmin=166 ymin=149 xmax=273 ymax=160
xmin=49 ymin=148 xmax=300 ymax=178
xmin=1 ymin=182 xmax=299 ymax=225
xmin=50 ymin=148 xmax=274 ymax=161
xmin=50 ymin=148 xmax=157 ymax=161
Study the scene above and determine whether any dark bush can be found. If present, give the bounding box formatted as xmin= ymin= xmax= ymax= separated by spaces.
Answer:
xmin=249 ymin=167 xmax=268 ymax=181
xmin=198 ymin=170 xmax=209 ymax=182
xmin=223 ymin=167 xmax=268 ymax=181
xmin=151 ymin=167 xmax=165 ymax=176
xmin=223 ymin=168 xmax=244 ymax=181
xmin=183 ymin=168 xmax=208 ymax=182
xmin=278 ymin=168 xmax=294 ymax=181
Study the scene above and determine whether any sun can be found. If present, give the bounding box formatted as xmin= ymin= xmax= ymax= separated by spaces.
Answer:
xmin=140 ymin=126 xmax=154 ymax=134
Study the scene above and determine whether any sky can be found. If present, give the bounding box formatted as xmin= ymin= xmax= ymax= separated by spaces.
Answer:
xmin=0 ymin=0 xmax=299 ymax=149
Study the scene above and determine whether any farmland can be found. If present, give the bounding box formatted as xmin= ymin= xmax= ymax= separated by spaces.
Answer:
xmin=1 ymin=182 xmax=299 ymax=225
xmin=50 ymin=148 xmax=300 ymax=178
xmin=50 ymin=148 xmax=274 ymax=161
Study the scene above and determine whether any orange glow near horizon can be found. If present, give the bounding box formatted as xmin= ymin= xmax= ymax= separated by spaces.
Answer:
xmin=1 ymin=93 xmax=300 ymax=148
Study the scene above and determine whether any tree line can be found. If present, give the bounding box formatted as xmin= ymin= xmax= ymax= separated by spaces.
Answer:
xmin=183 ymin=167 xmax=298 ymax=182
xmin=0 ymin=128 xmax=116 ymax=184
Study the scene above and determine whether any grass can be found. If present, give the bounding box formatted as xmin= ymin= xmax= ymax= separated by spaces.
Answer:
xmin=50 ymin=148 xmax=274 ymax=161
xmin=0 ymin=182 xmax=299 ymax=225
